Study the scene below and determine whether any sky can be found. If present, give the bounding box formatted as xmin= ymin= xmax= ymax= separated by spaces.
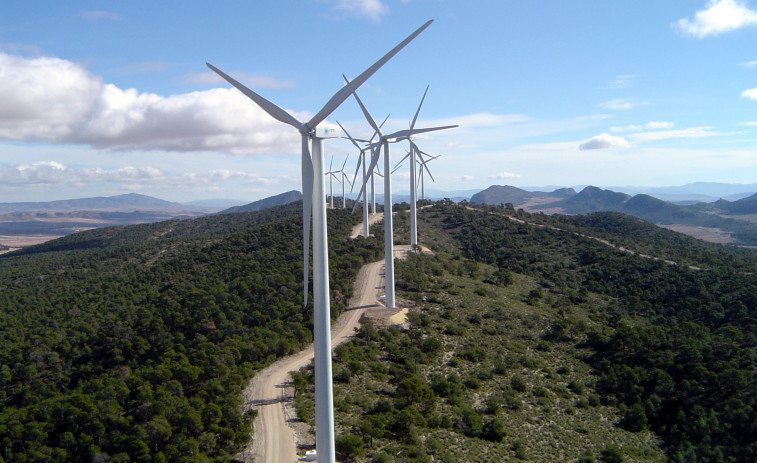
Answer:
xmin=1 ymin=0 xmax=757 ymax=203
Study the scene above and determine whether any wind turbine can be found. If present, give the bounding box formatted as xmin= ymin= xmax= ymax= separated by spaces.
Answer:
xmin=337 ymin=118 xmax=386 ymax=237
xmin=416 ymin=150 xmax=439 ymax=201
xmin=325 ymin=156 xmax=340 ymax=209
xmin=391 ymin=86 xmax=455 ymax=248
xmin=206 ymin=19 xmax=433 ymax=463
xmin=346 ymin=82 xmax=457 ymax=309
xmin=337 ymin=154 xmax=351 ymax=209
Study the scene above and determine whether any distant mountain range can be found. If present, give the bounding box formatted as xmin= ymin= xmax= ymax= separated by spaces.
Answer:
xmin=471 ymin=184 xmax=757 ymax=245
xmin=0 ymin=193 xmax=203 ymax=214
xmin=5 ymin=182 xmax=757 ymax=246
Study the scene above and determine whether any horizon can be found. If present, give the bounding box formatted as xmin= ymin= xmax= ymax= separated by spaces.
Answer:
xmin=2 ymin=1 xmax=757 ymax=203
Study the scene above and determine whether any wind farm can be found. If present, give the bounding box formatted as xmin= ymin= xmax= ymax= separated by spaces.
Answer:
xmin=4 ymin=3 xmax=757 ymax=463
xmin=207 ymin=18 xmax=436 ymax=462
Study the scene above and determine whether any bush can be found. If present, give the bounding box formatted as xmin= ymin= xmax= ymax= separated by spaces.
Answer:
xmin=335 ymin=433 xmax=364 ymax=460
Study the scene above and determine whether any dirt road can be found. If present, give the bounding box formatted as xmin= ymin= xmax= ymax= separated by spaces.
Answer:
xmin=235 ymin=249 xmax=386 ymax=462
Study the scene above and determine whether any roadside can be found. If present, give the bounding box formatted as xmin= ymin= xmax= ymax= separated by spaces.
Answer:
xmin=235 ymin=217 xmax=412 ymax=462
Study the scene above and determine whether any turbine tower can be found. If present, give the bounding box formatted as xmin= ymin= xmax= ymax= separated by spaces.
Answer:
xmin=392 ymin=86 xmax=455 ymax=248
xmin=416 ymin=150 xmax=439 ymax=201
xmin=338 ymin=154 xmax=351 ymax=209
xmin=325 ymin=156 xmax=340 ymax=209
xmin=347 ymin=84 xmax=456 ymax=309
xmin=337 ymin=118 xmax=386 ymax=237
xmin=206 ymin=19 xmax=433 ymax=463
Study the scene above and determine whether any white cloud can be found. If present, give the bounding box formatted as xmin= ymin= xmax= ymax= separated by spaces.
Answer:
xmin=324 ymin=0 xmax=388 ymax=22
xmin=460 ymin=175 xmax=474 ymax=181
xmin=490 ymin=171 xmax=520 ymax=179
xmin=0 ymin=52 xmax=302 ymax=155
xmin=740 ymin=121 xmax=757 ymax=125
xmin=598 ymin=98 xmax=643 ymax=110
xmin=186 ymin=71 xmax=295 ymax=89
xmin=0 ymin=161 xmax=280 ymax=189
xmin=578 ymin=133 xmax=630 ymax=150
xmin=629 ymin=126 xmax=724 ymax=142
xmin=646 ymin=121 xmax=675 ymax=129
xmin=741 ymin=87 xmax=757 ymax=99
xmin=738 ymin=60 xmax=757 ymax=68
xmin=675 ymin=0 xmax=757 ymax=38
xmin=610 ymin=125 xmax=643 ymax=132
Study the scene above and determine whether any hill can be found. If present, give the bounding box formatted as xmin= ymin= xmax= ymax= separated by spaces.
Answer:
xmin=0 ymin=202 xmax=383 ymax=462
xmin=470 ymin=185 xmax=575 ymax=207
xmin=291 ymin=203 xmax=757 ymax=462
xmin=217 ymin=190 xmax=302 ymax=214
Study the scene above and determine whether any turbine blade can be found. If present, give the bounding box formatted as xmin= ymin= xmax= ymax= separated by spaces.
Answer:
xmin=336 ymin=120 xmax=364 ymax=152
xmin=410 ymin=85 xmax=429 ymax=130
xmin=351 ymin=153 xmax=363 ymax=191
xmin=351 ymin=144 xmax=382 ymax=213
xmin=207 ymin=63 xmax=303 ymax=131
xmin=307 ymin=19 xmax=433 ymax=129
xmin=392 ymin=151 xmax=411 ymax=171
xmin=341 ymin=154 xmax=349 ymax=172
xmin=343 ymin=75 xmax=382 ymax=137
xmin=301 ymin=136 xmax=313 ymax=307
xmin=389 ymin=124 xmax=458 ymax=140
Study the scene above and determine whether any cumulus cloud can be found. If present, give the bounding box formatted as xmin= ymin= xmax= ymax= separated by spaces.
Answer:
xmin=646 ymin=121 xmax=675 ymax=129
xmin=740 ymin=121 xmax=757 ymax=125
xmin=0 ymin=161 xmax=281 ymax=189
xmin=741 ymin=87 xmax=757 ymax=99
xmin=460 ymin=175 xmax=474 ymax=181
xmin=324 ymin=0 xmax=388 ymax=22
xmin=598 ymin=98 xmax=643 ymax=110
xmin=578 ymin=133 xmax=630 ymax=150
xmin=186 ymin=71 xmax=295 ymax=88
xmin=490 ymin=171 xmax=520 ymax=180
xmin=675 ymin=0 xmax=757 ymax=38
xmin=0 ymin=52 xmax=302 ymax=155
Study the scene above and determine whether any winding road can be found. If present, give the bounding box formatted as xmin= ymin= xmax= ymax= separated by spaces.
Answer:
xmin=234 ymin=218 xmax=388 ymax=462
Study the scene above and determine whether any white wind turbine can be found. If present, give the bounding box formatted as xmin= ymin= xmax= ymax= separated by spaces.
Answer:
xmin=347 ymin=83 xmax=457 ymax=309
xmin=206 ymin=19 xmax=433 ymax=463
xmin=416 ymin=150 xmax=439 ymax=201
xmin=325 ymin=156 xmax=341 ymax=209
xmin=337 ymin=154 xmax=351 ymax=209
xmin=390 ymin=86 xmax=454 ymax=248
xmin=336 ymin=118 xmax=387 ymax=237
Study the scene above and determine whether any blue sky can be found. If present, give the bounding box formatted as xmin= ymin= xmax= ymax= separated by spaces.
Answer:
xmin=1 ymin=0 xmax=756 ymax=202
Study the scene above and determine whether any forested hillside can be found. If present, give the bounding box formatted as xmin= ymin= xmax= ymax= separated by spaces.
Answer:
xmin=0 ymin=203 xmax=382 ymax=462
xmin=293 ymin=202 xmax=757 ymax=462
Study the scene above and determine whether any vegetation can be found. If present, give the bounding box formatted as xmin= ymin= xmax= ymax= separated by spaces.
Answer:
xmin=292 ymin=201 xmax=757 ymax=462
xmin=0 ymin=202 xmax=382 ymax=462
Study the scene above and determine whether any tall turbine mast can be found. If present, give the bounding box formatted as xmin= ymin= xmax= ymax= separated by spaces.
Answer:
xmin=347 ymin=82 xmax=456 ymax=309
xmin=391 ymin=86 xmax=455 ymax=248
xmin=206 ymin=19 xmax=433 ymax=463
xmin=337 ymin=117 xmax=387 ymax=237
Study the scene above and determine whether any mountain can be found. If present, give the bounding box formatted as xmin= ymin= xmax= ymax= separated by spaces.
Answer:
xmin=0 ymin=193 xmax=200 ymax=213
xmin=710 ymin=192 xmax=757 ymax=215
xmin=469 ymin=185 xmax=576 ymax=207
xmin=217 ymin=190 xmax=302 ymax=214
xmin=538 ymin=186 xmax=630 ymax=214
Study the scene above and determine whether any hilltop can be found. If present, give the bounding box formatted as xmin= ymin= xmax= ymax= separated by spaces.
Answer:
xmin=289 ymin=202 xmax=757 ymax=462
xmin=471 ymin=184 xmax=757 ymax=246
